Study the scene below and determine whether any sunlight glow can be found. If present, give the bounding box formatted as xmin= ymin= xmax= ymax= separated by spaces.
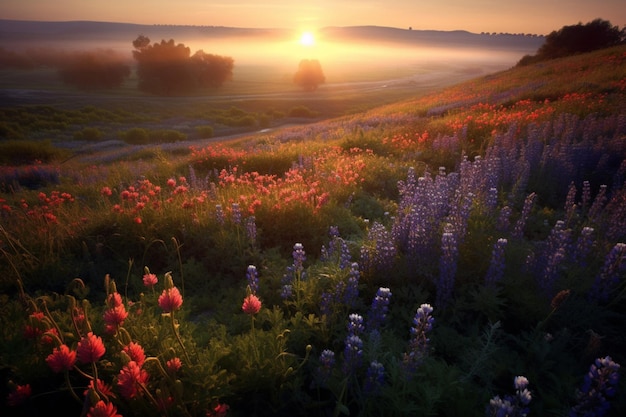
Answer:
xmin=300 ymin=31 xmax=315 ymax=47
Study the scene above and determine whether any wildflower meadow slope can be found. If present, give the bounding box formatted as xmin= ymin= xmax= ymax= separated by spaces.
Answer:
xmin=1 ymin=44 xmax=625 ymax=416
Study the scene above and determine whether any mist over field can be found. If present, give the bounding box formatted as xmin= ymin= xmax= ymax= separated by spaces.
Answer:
xmin=0 ymin=20 xmax=544 ymax=88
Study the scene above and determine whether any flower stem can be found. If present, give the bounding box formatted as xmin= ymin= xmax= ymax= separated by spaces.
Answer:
xmin=170 ymin=312 xmax=191 ymax=364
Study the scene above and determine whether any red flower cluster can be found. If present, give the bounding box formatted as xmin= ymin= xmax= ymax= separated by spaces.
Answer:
xmin=158 ymin=286 xmax=183 ymax=313
xmin=77 ymin=332 xmax=106 ymax=364
xmin=242 ymin=294 xmax=262 ymax=315
xmin=46 ymin=344 xmax=76 ymax=373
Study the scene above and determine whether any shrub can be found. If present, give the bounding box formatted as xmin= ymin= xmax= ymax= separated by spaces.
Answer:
xmin=196 ymin=125 xmax=214 ymax=138
xmin=73 ymin=127 xmax=103 ymax=141
xmin=288 ymin=105 xmax=318 ymax=118
xmin=120 ymin=127 xmax=149 ymax=144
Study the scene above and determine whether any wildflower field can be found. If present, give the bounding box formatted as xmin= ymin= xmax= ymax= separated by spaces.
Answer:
xmin=1 ymin=45 xmax=626 ymax=417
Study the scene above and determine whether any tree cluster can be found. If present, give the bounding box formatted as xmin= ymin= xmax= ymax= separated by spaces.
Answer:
xmin=132 ymin=36 xmax=234 ymax=95
xmin=518 ymin=19 xmax=625 ymax=66
xmin=0 ymin=47 xmax=131 ymax=90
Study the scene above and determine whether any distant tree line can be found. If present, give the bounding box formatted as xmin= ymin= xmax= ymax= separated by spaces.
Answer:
xmin=517 ymin=19 xmax=625 ymax=66
xmin=131 ymin=35 xmax=234 ymax=95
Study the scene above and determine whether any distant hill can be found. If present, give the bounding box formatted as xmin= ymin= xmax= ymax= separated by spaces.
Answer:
xmin=0 ymin=19 xmax=544 ymax=51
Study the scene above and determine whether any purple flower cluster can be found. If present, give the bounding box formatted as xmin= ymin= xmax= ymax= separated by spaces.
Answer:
xmin=588 ymin=242 xmax=626 ymax=304
xmin=486 ymin=376 xmax=532 ymax=417
xmin=231 ymin=202 xmax=241 ymax=224
xmin=343 ymin=313 xmax=364 ymax=376
xmin=215 ymin=204 xmax=225 ymax=225
xmin=485 ymin=238 xmax=508 ymax=288
xmin=512 ymin=192 xmax=536 ymax=239
xmin=403 ymin=303 xmax=434 ymax=377
xmin=437 ymin=226 xmax=458 ymax=308
xmin=343 ymin=262 xmax=360 ymax=307
xmin=321 ymin=226 xmax=352 ymax=269
xmin=246 ymin=265 xmax=259 ymax=294
xmin=313 ymin=349 xmax=335 ymax=388
xmin=363 ymin=360 xmax=385 ymax=396
xmin=367 ymin=287 xmax=392 ymax=332
xmin=570 ymin=356 xmax=620 ymax=417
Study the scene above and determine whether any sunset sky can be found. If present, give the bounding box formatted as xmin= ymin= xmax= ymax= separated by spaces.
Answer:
xmin=2 ymin=0 xmax=624 ymax=35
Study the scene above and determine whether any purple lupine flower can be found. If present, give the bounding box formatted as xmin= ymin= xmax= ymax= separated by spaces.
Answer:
xmin=486 ymin=187 xmax=499 ymax=213
xmin=343 ymin=262 xmax=360 ymax=307
xmin=280 ymin=284 xmax=293 ymax=299
xmin=588 ymin=184 xmax=607 ymax=224
xmin=485 ymin=238 xmax=508 ymax=288
xmin=313 ymin=349 xmax=335 ymax=388
xmin=512 ymin=192 xmax=536 ymax=239
xmin=292 ymin=242 xmax=306 ymax=274
xmin=215 ymin=204 xmax=225 ymax=226
xmin=497 ymin=206 xmax=512 ymax=233
xmin=343 ymin=334 xmax=363 ymax=376
xmin=570 ymin=356 xmax=620 ymax=417
xmin=367 ymin=287 xmax=392 ymax=332
xmin=347 ymin=313 xmax=364 ymax=337
xmin=246 ymin=265 xmax=259 ymax=294
xmin=437 ymin=227 xmax=458 ymax=308
xmin=572 ymin=226 xmax=595 ymax=267
xmin=581 ymin=180 xmax=591 ymax=211
xmin=486 ymin=376 xmax=532 ymax=417
xmin=246 ymin=216 xmax=257 ymax=244
xmin=363 ymin=361 xmax=385 ymax=396
xmin=565 ymin=181 xmax=578 ymax=221
xmin=231 ymin=202 xmax=241 ymax=224
xmin=403 ymin=303 xmax=434 ymax=377
xmin=588 ymin=242 xmax=626 ymax=303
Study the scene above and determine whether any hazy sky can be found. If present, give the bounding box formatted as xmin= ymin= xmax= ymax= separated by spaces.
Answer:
xmin=2 ymin=0 xmax=625 ymax=35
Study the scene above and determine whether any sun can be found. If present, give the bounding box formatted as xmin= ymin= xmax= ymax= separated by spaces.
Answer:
xmin=300 ymin=31 xmax=315 ymax=47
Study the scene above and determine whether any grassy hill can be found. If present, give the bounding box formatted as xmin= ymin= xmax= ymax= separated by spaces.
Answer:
xmin=0 ymin=45 xmax=625 ymax=416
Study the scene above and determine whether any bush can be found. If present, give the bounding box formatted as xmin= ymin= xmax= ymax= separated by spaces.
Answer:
xmin=0 ymin=139 xmax=66 ymax=165
xmin=120 ymin=128 xmax=149 ymax=144
xmin=196 ymin=125 xmax=214 ymax=138
xmin=288 ymin=105 xmax=318 ymax=118
xmin=73 ymin=127 xmax=103 ymax=141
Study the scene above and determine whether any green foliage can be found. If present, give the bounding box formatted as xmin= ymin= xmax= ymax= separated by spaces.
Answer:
xmin=73 ymin=127 xmax=103 ymax=141
xmin=518 ymin=18 xmax=625 ymax=65
xmin=0 ymin=139 xmax=67 ymax=165
xmin=195 ymin=125 xmax=214 ymax=138
xmin=288 ymin=105 xmax=319 ymax=118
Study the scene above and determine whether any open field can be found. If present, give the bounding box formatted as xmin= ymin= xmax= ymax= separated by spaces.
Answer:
xmin=1 ymin=43 xmax=625 ymax=416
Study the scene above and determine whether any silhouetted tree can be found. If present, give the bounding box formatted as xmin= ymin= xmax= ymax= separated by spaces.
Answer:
xmin=58 ymin=49 xmax=130 ymax=90
xmin=132 ymin=36 xmax=234 ymax=95
xmin=293 ymin=59 xmax=325 ymax=91
xmin=518 ymin=19 xmax=625 ymax=66
xmin=191 ymin=50 xmax=234 ymax=88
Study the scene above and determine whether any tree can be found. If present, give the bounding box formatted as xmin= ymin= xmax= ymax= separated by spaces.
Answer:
xmin=132 ymin=36 xmax=234 ymax=95
xmin=293 ymin=59 xmax=325 ymax=91
xmin=518 ymin=19 xmax=625 ymax=66
xmin=58 ymin=49 xmax=130 ymax=90
xmin=191 ymin=50 xmax=234 ymax=88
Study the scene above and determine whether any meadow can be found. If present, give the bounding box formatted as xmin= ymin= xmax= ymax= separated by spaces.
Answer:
xmin=1 ymin=44 xmax=625 ymax=417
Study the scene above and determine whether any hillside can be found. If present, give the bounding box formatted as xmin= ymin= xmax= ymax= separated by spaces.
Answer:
xmin=0 ymin=45 xmax=625 ymax=417
xmin=0 ymin=19 xmax=543 ymax=51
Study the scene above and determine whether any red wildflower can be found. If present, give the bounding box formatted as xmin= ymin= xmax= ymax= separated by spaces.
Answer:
xmin=41 ymin=327 xmax=59 ymax=345
xmin=134 ymin=217 xmax=142 ymax=224
xmin=103 ymin=305 xmax=128 ymax=331
xmin=101 ymin=187 xmax=113 ymax=197
xmin=242 ymin=294 xmax=262 ymax=315
xmin=87 ymin=400 xmax=122 ymax=417
xmin=208 ymin=403 xmax=230 ymax=417
xmin=142 ymin=273 xmax=158 ymax=288
xmin=158 ymin=287 xmax=183 ymax=313
xmin=84 ymin=378 xmax=115 ymax=399
xmin=106 ymin=292 xmax=123 ymax=308
xmin=46 ymin=344 xmax=76 ymax=373
xmin=77 ymin=332 xmax=106 ymax=364
xmin=166 ymin=357 xmax=182 ymax=374
xmin=7 ymin=384 xmax=31 ymax=406
xmin=123 ymin=342 xmax=146 ymax=367
xmin=117 ymin=361 xmax=149 ymax=400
